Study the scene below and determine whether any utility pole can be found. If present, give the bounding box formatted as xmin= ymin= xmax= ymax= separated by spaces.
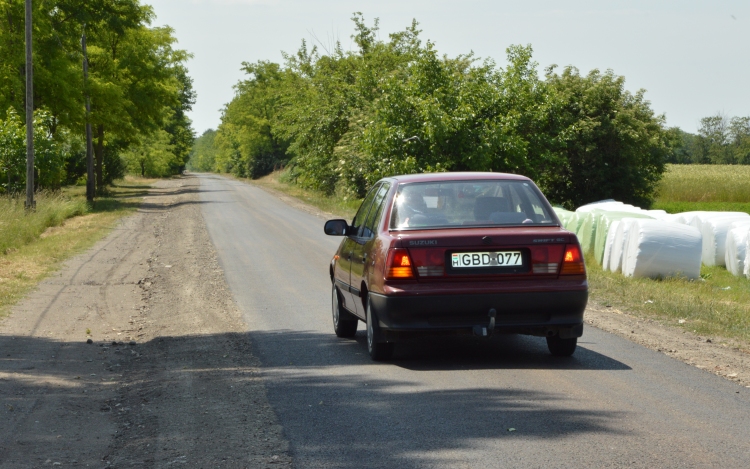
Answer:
xmin=82 ymin=26 xmax=95 ymax=202
xmin=24 ymin=0 xmax=35 ymax=210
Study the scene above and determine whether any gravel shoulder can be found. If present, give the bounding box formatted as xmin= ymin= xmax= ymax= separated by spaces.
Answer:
xmin=586 ymin=301 xmax=750 ymax=388
xmin=0 ymin=175 xmax=290 ymax=468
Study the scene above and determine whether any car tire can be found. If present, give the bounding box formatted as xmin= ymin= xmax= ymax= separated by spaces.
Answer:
xmin=366 ymin=296 xmax=394 ymax=361
xmin=546 ymin=335 xmax=577 ymax=357
xmin=332 ymin=284 xmax=358 ymax=338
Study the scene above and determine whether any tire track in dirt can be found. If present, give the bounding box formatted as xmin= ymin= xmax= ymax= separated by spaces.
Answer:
xmin=0 ymin=175 xmax=290 ymax=468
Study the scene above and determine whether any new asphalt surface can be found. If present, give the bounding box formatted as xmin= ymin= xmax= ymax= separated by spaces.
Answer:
xmin=197 ymin=173 xmax=750 ymax=469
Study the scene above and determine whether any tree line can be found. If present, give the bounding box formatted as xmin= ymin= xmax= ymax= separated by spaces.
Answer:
xmin=668 ymin=115 xmax=750 ymax=165
xmin=0 ymin=0 xmax=194 ymax=195
xmin=190 ymin=14 xmax=674 ymax=209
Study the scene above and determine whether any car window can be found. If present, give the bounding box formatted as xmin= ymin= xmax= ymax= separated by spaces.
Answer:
xmin=350 ymin=183 xmax=381 ymax=236
xmin=389 ymin=180 xmax=557 ymax=230
xmin=360 ymin=183 xmax=391 ymax=238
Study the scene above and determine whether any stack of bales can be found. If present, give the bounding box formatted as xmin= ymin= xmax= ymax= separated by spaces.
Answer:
xmin=556 ymin=202 xmax=750 ymax=280
xmin=671 ymin=212 xmax=750 ymax=278
xmin=725 ymin=220 xmax=750 ymax=277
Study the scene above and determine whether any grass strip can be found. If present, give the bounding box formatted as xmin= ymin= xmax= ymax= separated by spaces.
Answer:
xmin=0 ymin=177 xmax=155 ymax=318
xmin=587 ymin=254 xmax=750 ymax=345
xmin=653 ymin=201 xmax=750 ymax=215
xmin=248 ymin=171 xmax=361 ymax=220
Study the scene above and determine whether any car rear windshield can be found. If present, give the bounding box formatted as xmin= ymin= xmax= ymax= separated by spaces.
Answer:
xmin=389 ymin=180 xmax=558 ymax=230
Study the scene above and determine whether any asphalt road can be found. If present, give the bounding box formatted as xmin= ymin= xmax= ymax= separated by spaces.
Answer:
xmin=197 ymin=173 xmax=750 ymax=469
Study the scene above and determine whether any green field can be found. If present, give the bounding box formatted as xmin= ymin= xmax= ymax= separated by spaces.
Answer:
xmin=653 ymin=164 xmax=750 ymax=214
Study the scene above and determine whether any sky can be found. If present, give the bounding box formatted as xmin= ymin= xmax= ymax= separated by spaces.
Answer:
xmin=146 ymin=0 xmax=749 ymax=136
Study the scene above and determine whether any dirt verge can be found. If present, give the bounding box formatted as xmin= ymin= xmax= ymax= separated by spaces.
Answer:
xmin=0 ymin=175 xmax=291 ymax=468
xmin=586 ymin=301 xmax=750 ymax=388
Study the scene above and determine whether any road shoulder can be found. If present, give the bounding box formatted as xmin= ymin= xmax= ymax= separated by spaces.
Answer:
xmin=0 ymin=175 xmax=291 ymax=468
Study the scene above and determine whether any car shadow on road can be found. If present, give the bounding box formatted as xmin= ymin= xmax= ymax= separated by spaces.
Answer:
xmin=241 ymin=330 xmax=639 ymax=467
xmin=246 ymin=329 xmax=631 ymax=372
xmin=0 ymin=331 xmax=630 ymax=468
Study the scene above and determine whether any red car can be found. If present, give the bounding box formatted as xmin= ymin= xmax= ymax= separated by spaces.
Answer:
xmin=324 ymin=172 xmax=588 ymax=360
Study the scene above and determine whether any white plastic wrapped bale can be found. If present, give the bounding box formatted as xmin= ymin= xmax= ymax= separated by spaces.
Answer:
xmin=699 ymin=214 xmax=750 ymax=266
xmin=602 ymin=220 xmax=620 ymax=271
xmin=575 ymin=212 xmax=599 ymax=255
xmin=575 ymin=200 xmax=622 ymax=213
xmin=552 ymin=207 xmax=574 ymax=228
xmin=592 ymin=211 xmax=653 ymax=265
xmin=645 ymin=209 xmax=670 ymax=220
xmin=725 ymin=225 xmax=750 ymax=276
xmin=564 ymin=211 xmax=586 ymax=234
xmin=688 ymin=212 xmax=750 ymax=231
xmin=608 ymin=218 xmax=640 ymax=274
xmin=622 ymin=220 xmax=702 ymax=279
xmin=746 ymin=235 xmax=750 ymax=279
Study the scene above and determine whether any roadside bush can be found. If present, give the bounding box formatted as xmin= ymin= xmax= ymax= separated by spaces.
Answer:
xmin=0 ymin=109 xmax=69 ymax=194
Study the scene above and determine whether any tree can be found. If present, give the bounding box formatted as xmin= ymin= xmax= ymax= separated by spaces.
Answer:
xmin=188 ymin=129 xmax=218 ymax=172
xmin=122 ymin=129 xmax=175 ymax=177
xmin=87 ymin=17 xmax=190 ymax=192
xmin=163 ymin=65 xmax=196 ymax=174
xmin=543 ymin=67 xmax=670 ymax=208
xmin=214 ymin=61 xmax=288 ymax=179
xmin=0 ymin=108 xmax=69 ymax=193
xmin=0 ymin=0 xmax=195 ymax=193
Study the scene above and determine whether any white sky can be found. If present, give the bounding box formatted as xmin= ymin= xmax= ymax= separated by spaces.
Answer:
xmin=147 ymin=0 xmax=749 ymax=136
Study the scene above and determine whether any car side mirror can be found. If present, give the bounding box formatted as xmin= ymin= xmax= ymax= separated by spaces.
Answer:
xmin=324 ymin=219 xmax=349 ymax=236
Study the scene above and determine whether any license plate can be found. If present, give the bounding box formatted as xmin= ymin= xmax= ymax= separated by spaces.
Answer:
xmin=451 ymin=251 xmax=523 ymax=268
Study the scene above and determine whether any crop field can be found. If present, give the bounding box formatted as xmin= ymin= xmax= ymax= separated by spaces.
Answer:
xmin=654 ymin=164 xmax=750 ymax=214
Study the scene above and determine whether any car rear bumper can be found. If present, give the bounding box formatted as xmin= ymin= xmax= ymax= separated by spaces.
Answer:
xmin=368 ymin=290 xmax=587 ymax=338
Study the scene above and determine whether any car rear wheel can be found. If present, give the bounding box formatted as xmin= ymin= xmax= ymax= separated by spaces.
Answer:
xmin=546 ymin=335 xmax=577 ymax=356
xmin=332 ymin=284 xmax=358 ymax=338
xmin=366 ymin=296 xmax=394 ymax=361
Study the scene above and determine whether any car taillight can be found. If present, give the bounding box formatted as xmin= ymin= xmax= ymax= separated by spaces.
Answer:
xmin=560 ymin=244 xmax=586 ymax=275
xmin=530 ymin=245 xmax=564 ymax=274
xmin=408 ymin=248 xmax=445 ymax=277
xmin=386 ymin=248 xmax=415 ymax=279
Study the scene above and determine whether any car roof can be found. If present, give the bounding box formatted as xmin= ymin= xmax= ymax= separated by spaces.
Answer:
xmin=384 ymin=172 xmax=532 ymax=184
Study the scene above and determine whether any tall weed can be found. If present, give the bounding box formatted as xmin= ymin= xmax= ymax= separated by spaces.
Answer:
xmin=0 ymin=192 xmax=88 ymax=254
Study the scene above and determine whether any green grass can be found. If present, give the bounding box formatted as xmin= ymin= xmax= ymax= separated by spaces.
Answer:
xmin=248 ymin=170 xmax=362 ymax=220
xmin=587 ymin=254 xmax=750 ymax=344
xmin=0 ymin=177 xmax=155 ymax=317
xmin=0 ymin=192 xmax=88 ymax=254
xmin=653 ymin=201 xmax=750 ymax=214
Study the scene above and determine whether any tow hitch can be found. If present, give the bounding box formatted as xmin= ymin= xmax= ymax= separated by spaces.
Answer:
xmin=473 ymin=308 xmax=497 ymax=337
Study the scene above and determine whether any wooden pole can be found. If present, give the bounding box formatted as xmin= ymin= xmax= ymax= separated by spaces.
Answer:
xmin=82 ymin=27 xmax=94 ymax=202
xmin=24 ymin=0 xmax=35 ymax=210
